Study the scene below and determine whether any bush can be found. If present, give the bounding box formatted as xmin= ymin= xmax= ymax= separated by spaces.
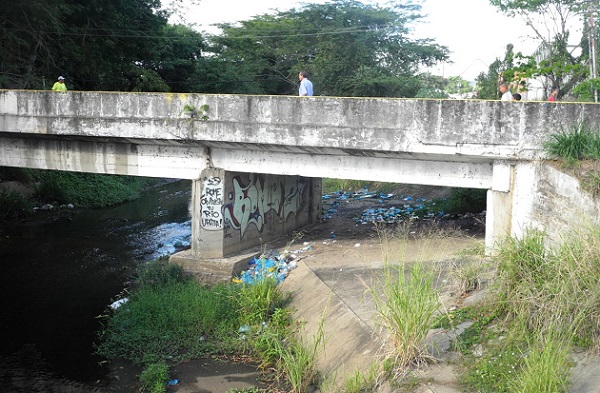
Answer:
xmin=34 ymin=170 xmax=156 ymax=208
xmin=543 ymin=122 xmax=600 ymax=162
xmin=0 ymin=190 xmax=32 ymax=219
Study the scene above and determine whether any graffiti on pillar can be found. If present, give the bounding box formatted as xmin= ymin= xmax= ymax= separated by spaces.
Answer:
xmin=200 ymin=176 xmax=224 ymax=230
xmin=223 ymin=174 xmax=305 ymax=237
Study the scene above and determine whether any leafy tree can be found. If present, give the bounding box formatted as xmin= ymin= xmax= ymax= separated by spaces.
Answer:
xmin=204 ymin=0 xmax=449 ymax=97
xmin=488 ymin=0 xmax=596 ymax=100
xmin=0 ymin=0 xmax=199 ymax=92
xmin=153 ymin=24 xmax=206 ymax=92
xmin=0 ymin=0 xmax=66 ymax=89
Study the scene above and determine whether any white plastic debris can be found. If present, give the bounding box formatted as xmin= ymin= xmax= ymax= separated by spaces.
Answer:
xmin=109 ymin=298 xmax=129 ymax=310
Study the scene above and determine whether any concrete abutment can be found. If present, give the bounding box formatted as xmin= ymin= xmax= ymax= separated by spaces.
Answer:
xmin=170 ymin=169 xmax=322 ymax=277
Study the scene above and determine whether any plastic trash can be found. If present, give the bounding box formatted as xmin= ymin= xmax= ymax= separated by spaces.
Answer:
xmin=109 ymin=298 xmax=129 ymax=310
xmin=167 ymin=379 xmax=179 ymax=386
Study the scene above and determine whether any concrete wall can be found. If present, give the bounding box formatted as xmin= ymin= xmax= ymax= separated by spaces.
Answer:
xmin=191 ymin=168 xmax=321 ymax=258
xmin=5 ymin=89 xmax=600 ymax=161
xmin=529 ymin=163 xmax=600 ymax=246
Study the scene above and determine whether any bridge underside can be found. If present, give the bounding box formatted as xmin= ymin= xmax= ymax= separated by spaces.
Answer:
xmin=0 ymin=133 xmax=518 ymax=263
xmin=0 ymin=134 xmax=496 ymax=189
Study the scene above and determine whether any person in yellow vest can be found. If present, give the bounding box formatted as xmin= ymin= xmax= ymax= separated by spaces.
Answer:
xmin=52 ymin=76 xmax=67 ymax=91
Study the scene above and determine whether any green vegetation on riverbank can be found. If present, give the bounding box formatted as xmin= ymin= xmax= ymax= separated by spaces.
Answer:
xmin=0 ymin=167 xmax=162 ymax=218
xmin=450 ymin=226 xmax=600 ymax=393
xmin=95 ymin=258 xmax=321 ymax=393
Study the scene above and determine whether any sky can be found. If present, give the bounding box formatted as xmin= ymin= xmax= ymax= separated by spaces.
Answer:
xmin=171 ymin=0 xmax=577 ymax=81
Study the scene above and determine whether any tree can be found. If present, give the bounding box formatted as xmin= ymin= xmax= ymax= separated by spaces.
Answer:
xmin=489 ymin=0 xmax=596 ymax=100
xmin=152 ymin=24 xmax=206 ymax=93
xmin=203 ymin=0 xmax=449 ymax=97
xmin=0 ymin=0 xmax=198 ymax=91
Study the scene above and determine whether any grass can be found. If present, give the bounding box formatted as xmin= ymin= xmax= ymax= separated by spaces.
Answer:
xmin=340 ymin=363 xmax=379 ymax=393
xmin=366 ymin=260 xmax=440 ymax=375
xmin=542 ymin=122 xmax=600 ymax=195
xmin=139 ymin=361 xmax=169 ymax=393
xmin=456 ymin=225 xmax=600 ymax=393
xmin=543 ymin=122 xmax=600 ymax=163
xmin=96 ymin=258 xmax=324 ymax=393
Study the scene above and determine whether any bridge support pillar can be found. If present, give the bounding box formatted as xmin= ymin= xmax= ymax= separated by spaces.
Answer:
xmin=485 ymin=161 xmax=541 ymax=253
xmin=171 ymin=168 xmax=322 ymax=278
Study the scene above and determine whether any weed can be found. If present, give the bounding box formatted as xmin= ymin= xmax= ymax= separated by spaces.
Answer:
xmin=95 ymin=267 xmax=239 ymax=363
xmin=449 ymin=257 xmax=488 ymax=295
xmin=139 ymin=361 xmax=169 ymax=393
xmin=233 ymin=275 xmax=287 ymax=327
xmin=278 ymin=315 xmax=326 ymax=393
xmin=509 ymin=326 xmax=571 ymax=393
xmin=341 ymin=363 xmax=379 ymax=393
xmin=368 ymin=261 xmax=439 ymax=374
xmin=183 ymin=104 xmax=210 ymax=120
xmin=542 ymin=122 xmax=600 ymax=162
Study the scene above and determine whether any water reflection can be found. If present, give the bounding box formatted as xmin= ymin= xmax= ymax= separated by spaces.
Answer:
xmin=0 ymin=179 xmax=192 ymax=386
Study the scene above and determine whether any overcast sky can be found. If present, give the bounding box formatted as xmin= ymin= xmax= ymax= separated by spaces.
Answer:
xmin=171 ymin=0 xmax=582 ymax=81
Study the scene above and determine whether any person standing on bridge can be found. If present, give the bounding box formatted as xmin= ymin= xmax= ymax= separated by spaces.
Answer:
xmin=52 ymin=76 xmax=67 ymax=92
xmin=498 ymin=82 xmax=512 ymax=101
xmin=298 ymin=71 xmax=313 ymax=96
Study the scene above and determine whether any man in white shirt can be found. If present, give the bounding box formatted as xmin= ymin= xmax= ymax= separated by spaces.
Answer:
xmin=498 ymin=82 xmax=512 ymax=101
xmin=298 ymin=71 xmax=313 ymax=96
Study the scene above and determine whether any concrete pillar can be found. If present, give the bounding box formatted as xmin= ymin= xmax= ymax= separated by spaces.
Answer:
xmin=173 ymin=168 xmax=322 ymax=276
xmin=485 ymin=161 xmax=541 ymax=253
xmin=485 ymin=161 xmax=514 ymax=253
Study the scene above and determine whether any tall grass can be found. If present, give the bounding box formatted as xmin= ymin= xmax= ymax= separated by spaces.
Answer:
xmin=542 ymin=122 xmax=600 ymax=162
xmin=139 ymin=361 xmax=169 ymax=393
xmin=461 ymin=225 xmax=600 ymax=392
xmin=234 ymin=275 xmax=287 ymax=327
xmin=368 ymin=261 xmax=439 ymax=373
xmin=509 ymin=325 xmax=572 ymax=393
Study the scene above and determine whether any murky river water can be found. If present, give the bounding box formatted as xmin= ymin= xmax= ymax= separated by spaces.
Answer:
xmin=0 ymin=179 xmax=192 ymax=389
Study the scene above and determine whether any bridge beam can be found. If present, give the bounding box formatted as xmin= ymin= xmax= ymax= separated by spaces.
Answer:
xmin=211 ymin=147 xmax=494 ymax=189
xmin=0 ymin=136 xmax=209 ymax=179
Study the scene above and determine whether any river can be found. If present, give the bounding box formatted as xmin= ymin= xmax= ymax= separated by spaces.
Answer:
xmin=0 ymin=179 xmax=192 ymax=390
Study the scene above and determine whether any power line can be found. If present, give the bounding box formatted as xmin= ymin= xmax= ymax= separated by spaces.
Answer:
xmin=2 ymin=22 xmax=402 ymax=41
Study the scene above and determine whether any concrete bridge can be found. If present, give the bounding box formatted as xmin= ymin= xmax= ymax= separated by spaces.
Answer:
xmin=2 ymin=89 xmax=600 ymax=271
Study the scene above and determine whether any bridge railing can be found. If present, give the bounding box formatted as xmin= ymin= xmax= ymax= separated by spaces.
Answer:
xmin=2 ymin=89 xmax=600 ymax=160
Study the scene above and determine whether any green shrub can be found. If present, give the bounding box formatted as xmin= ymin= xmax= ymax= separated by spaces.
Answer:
xmin=542 ymin=122 xmax=600 ymax=162
xmin=34 ymin=170 xmax=155 ymax=207
xmin=0 ymin=190 xmax=32 ymax=219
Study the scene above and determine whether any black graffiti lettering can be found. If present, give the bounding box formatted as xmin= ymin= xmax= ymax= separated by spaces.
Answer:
xmin=201 ymin=218 xmax=221 ymax=228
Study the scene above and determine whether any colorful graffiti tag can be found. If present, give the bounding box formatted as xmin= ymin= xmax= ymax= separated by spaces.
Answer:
xmin=223 ymin=174 xmax=305 ymax=237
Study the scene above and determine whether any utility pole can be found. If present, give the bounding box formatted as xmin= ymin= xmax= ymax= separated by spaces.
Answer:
xmin=590 ymin=1 xmax=598 ymax=102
